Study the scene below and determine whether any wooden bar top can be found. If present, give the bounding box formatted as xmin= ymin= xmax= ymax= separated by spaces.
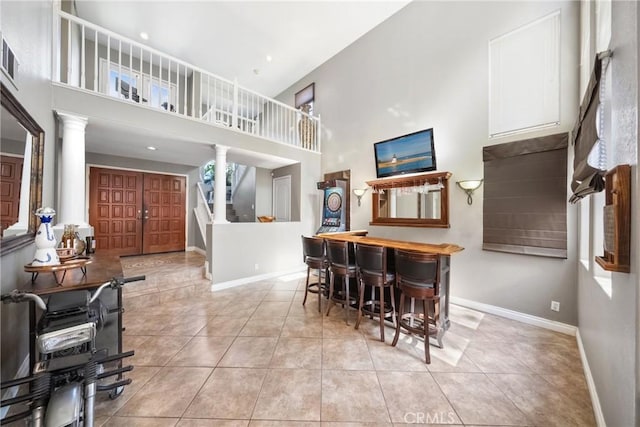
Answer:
xmin=317 ymin=231 xmax=464 ymax=255
xmin=18 ymin=250 xmax=124 ymax=296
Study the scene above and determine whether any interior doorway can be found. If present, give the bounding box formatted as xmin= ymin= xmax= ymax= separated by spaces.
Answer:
xmin=89 ymin=167 xmax=186 ymax=255
xmin=272 ymin=175 xmax=291 ymax=221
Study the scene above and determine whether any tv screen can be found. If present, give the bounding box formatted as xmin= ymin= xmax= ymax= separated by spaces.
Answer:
xmin=374 ymin=128 xmax=436 ymax=178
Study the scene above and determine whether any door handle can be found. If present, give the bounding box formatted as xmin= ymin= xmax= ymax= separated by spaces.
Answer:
xmin=137 ymin=210 xmax=142 ymax=220
xmin=144 ymin=209 xmax=149 ymax=220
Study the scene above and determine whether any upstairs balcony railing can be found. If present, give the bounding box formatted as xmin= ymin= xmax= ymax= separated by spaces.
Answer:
xmin=54 ymin=10 xmax=321 ymax=152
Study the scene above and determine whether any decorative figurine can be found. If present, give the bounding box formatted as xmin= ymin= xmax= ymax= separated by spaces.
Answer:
xmin=32 ymin=207 xmax=60 ymax=266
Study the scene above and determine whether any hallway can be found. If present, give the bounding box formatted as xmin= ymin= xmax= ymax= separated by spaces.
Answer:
xmin=94 ymin=252 xmax=596 ymax=426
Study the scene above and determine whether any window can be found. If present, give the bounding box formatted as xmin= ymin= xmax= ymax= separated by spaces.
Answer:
xmin=99 ymin=59 xmax=176 ymax=111
xmin=295 ymin=82 xmax=314 ymax=114
xmin=579 ymin=197 xmax=590 ymax=268
xmin=489 ymin=11 xmax=560 ymax=137
xmin=482 ymin=133 xmax=568 ymax=258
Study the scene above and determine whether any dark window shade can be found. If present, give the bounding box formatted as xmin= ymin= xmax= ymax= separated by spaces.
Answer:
xmin=569 ymin=54 xmax=606 ymax=203
xmin=295 ymin=82 xmax=314 ymax=108
xmin=482 ymin=133 xmax=568 ymax=258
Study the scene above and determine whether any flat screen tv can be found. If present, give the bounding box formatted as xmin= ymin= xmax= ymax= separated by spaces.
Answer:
xmin=374 ymin=128 xmax=436 ymax=178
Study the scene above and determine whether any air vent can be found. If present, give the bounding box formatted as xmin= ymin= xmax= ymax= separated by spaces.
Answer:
xmin=1 ymin=35 xmax=19 ymax=83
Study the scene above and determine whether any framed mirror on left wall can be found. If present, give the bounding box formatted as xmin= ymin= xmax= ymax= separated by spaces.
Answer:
xmin=0 ymin=82 xmax=44 ymax=255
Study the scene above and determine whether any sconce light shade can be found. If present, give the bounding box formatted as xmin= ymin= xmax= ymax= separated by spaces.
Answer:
xmin=353 ymin=188 xmax=368 ymax=207
xmin=456 ymin=179 xmax=483 ymax=205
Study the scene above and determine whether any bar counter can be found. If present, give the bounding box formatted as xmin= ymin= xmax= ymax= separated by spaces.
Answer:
xmin=317 ymin=231 xmax=464 ymax=346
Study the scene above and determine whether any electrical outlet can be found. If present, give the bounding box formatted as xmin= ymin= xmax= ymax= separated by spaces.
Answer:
xmin=550 ymin=301 xmax=560 ymax=312
xmin=254 ymin=263 xmax=259 ymax=271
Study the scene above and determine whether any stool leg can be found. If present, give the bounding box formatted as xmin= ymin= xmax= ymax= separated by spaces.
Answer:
xmin=302 ymin=266 xmax=311 ymax=306
xmin=392 ymin=293 xmax=405 ymax=347
xmin=423 ymin=298 xmax=431 ymax=364
xmin=390 ymin=286 xmax=397 ymax=328
xmin=343 ymin=276 xmax=349 ymax=325
xmin=355 ymin=276 xmax=365 ymax=330
xmin=325 ymin=271 xmax=335 ymax=317
xmin=378 ymin=285 xmax=385 ymax=342
xmin=317 ymin=267 xmax=322 ymax=312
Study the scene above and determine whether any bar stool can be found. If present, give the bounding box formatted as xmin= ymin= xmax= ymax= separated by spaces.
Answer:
xmin=392 ymin=249 xmax=440 ymax=364
xmin=325 ymin=239 xmax=358 ymax=324
xmin=301 ymin=235 xmax=329 ymax=312
xmin=354 ymin=243 xmax=396 ymax=342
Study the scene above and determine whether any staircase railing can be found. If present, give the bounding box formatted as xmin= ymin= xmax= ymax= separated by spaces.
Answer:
xmin=54 ymin=9 xmax=321 ymax=153
xmin=195 ymin=182 xmax=213 ymax=242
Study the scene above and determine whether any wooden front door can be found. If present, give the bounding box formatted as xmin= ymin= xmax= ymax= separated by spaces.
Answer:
xmin=142 ymin=173 xmax=186 ymax=254
xmin=0 ymin=155 xmax=23 ymax=234
xmin=90 ymin=168 xmax=143 ymax=255
xmin=89 ymin=167 xmax=186 ymax=255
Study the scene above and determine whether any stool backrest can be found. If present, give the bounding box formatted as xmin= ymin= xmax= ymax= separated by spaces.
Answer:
xmin=302 ymin=235 xmax=325 ymax=262
xmin=326 ymin=239 xmax=355 ymax=268
xmin=355 ymin=243 xmax=387 ymax=275
xmin=394 ymin=249 xmax=439 ymax=287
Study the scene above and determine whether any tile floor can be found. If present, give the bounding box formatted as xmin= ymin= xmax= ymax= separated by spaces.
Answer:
xmin=92 ymin=251 xmax=595 ymax=426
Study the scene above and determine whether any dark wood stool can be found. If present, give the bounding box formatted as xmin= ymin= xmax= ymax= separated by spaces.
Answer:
xmin=354 ymin=243 xmax=396 ymax=342
xmin=325 ymin=239 xmax=358 ymax=325
xmin=392 ymin=249 xmax=440 ymax=364
xmin=301 ymin=235 xmax=328 ymax=312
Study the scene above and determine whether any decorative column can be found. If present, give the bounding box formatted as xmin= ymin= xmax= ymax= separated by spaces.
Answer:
xmin=56 ymin=112 xmax=90 ymax=230
xmin=213 ymin=144 xmax=229 ymax=224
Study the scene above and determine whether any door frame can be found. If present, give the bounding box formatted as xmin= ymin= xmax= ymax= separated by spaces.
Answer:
xmin=86 ymin=163 xmax=190 ymax=251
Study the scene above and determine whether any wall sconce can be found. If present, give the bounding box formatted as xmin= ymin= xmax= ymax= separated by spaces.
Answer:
xmin=353 ymin=188 xmax=368 ymax=206
xmin=456 ymin=180 xmax=483 ymax=205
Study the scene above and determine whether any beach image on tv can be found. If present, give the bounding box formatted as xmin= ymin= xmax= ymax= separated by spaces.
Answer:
xmin=376 ymin=130 xmax=434 ymax=176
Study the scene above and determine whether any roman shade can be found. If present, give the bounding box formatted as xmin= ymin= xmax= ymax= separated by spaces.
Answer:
xmin=483 ymin=133 xmax=568 ymax=258
xmin=569 ymin=54 xmax=606 ymax=203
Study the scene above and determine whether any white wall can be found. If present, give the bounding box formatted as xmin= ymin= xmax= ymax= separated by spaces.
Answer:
xmin=255 ymin=167 xmax=273 ymax=217
xmin=278 ymin=0 xmax=580 ymax=324
xmin=0 ymin=0 xmax=56 ymax=381
xmin=577 ymin=1 xmax=638 ymax=426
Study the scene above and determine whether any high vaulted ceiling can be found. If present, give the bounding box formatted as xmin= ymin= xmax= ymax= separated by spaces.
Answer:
xmin=75 ymin=0 xmax=410 ymax=99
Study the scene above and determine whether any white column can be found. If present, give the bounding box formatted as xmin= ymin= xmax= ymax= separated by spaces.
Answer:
xmin=57 ymin=112 xmax=89 ymax=227
xmin=213 ymin=144 xmax=229 ymax=224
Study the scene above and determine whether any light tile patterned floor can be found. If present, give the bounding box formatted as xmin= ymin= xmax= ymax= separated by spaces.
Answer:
xmin=94 ymin=251 xmax=596 ymax=426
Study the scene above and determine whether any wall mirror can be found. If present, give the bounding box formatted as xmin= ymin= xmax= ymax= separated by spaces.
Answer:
xmin=367 ymin=171 xmax=451 ymax=228
xmin=0 ymin=82 xmax=44 ymax=255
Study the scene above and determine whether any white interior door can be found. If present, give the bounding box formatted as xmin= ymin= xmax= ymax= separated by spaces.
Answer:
xmin=272 ymin=175 xmax=291 ymax=221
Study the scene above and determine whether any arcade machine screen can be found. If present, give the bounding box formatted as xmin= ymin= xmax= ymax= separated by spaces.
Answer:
xmin=316 ymin=186 xmax=346 ymax=234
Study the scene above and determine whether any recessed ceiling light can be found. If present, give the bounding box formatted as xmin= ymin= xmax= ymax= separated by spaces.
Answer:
xmin=146 ymin=146 xmax=157 ymax=151
xmin=266 ymin=55 xmax=272 ymax=62
xmin=140 ymin=32 xmax=149 ymax=40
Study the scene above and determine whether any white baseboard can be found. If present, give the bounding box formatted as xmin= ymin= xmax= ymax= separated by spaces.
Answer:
xmin=0 ymin=355 xmax=30 ymax=419
xmin=576 ymin=330 xmax=606 ymax=427
xmin=186 ymin=246 xmax=206 ymax=256
xmin=450 ymin=296 xmax=577 ymax=336
xmin=212 ymin=265 xmax=306 ymax=291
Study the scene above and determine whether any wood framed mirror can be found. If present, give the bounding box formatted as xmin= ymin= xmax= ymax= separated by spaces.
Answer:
xmin=0 ymin=82 xmax=44 ymax=255
xmin=367 ymin=171 xmax=451 ymax=228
